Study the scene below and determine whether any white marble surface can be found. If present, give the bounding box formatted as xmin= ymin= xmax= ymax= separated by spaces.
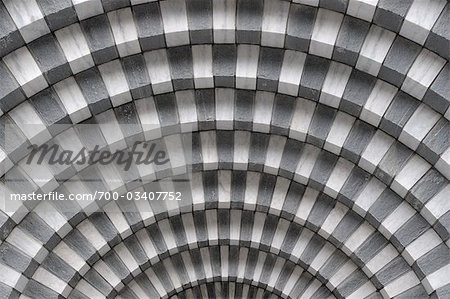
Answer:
xmin=233 ymin=131 xmax=251 ymax=170
xmin=324 ymin=111 xmax=355 ymax=155
xmin=253 ymin=91 xmax=274 ymax=133
xmin=96 ymin=110 xmax=127 ymax=151
xmin=400 ymin=0 xmax=447 ymax=44
xmin=7 ymin=228 xmax=47 ymax=263
xmin=310 ymin=9 xmax=343 ymax=59
xmin=269 ymin=178 xmax=290 ymax=215
xmin=144 ymin=50 xmax=173 ymax=94
xmin=55 ymin=24 xmax=95 ymax=74
xmin=135 ymin=97 xmax=162 ymax=140
xmin=392 ymin=154 xmax=431 ymax=198
xmin=72 ymin=0 xmax=104 ymax=20
xmin=3 ymin=0 xmax=49 ymax=42
xmin=213 ymin=0 xmax=236 ymax=43
xmin=324 ymin=158 xmax=354 ymax=198
xmin=399 ymin=104 xmax=440 ymax=150
xmin=160 ymin=0 xmax=190 ymax=47
xmin=278 ymin=51 xmax=306 ymax=96
xmin=108 ymin=8 xmax=141 ymax=57
xmin=402 ymin=49 xmax=446 ymax=100
xmin=264 ymin=135 xmax=287 ymax=175
xmin=33 ymin=267 xmax=71 ymax=296
xmin=192 ymin=45 xmax=214 ymax=88
xmin=357 ymin=25 xmax=396 ymax=76
xmin=98 ymin=60 xmax=132 ymax=107
xmin=423 ymin=264 xmax=450 ymax=294
xmin=289 ymin=98 xmax=316 ymax=142
xmin=9 ymin=102 xmax=51 ymax=146
xmin=3 ymin=47 xmax=48 ymax=97
xmin=403 ymin=229 xmax=442 ymax=265
xmin=422 ymin=184 xmax=450 ymax=223
xmin=381 ymin=271 xmax=420 ymax=298
xmin=359 ymin=130 xmax=394 ymax=173
xmin=347 ymin=0 xmax=379 ymax=22
xmin=320 ymin=62 xmax=352 ymax=108
xmin=353 ymin=177 xmax=386 ymax=217
xmin=261 ymin=0 xmax=290 ymax=48
xmin=294 ymin=187 xmax=319 ymax=224
xmin=361 ymin=80 xmax=397 ymax=126
xmin=319 ymin=202 xmax=348 ymax=238
xmin=294 ymin=144 xmax=320 ymax=185
xmin=175 ymin=91 xmax=198 ymax=132
xmin=379 ymin=201 xmax=415 ymax=238
xmin=218 ymin=170 xmax=231 ymax=209
xmin=54 ymin=77 xmax=91 ymax=123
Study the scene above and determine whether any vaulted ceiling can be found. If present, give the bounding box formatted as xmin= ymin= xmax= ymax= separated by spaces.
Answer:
xmin=0 ymin=0 xmax=449 ymax=298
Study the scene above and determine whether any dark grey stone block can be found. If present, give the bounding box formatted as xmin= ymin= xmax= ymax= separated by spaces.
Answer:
xmin=373 ymin=0 xmax=414 ymax=32
xmin=89 ymin=212 xmax=120 ymax=246
xmin=167 ymin=46 xmax=194 ymax=90
xmin=320 ymin=249 xmax=348 ymax=280
xmin=271 ymin=94 xmax=295 ymax=136
xmin=300 ymin=234 xmax=325 ymax=266
xmin=101 ymin=0 xmax=130 ymax=12
xmin=236 ymin=0 xmax=263 ymax=44
xmin=373 ymin=257 xmax=410 ymax=288
xmin=0 ymin=242 xmax=34 ymax=275
xmin=289 ymin=272 xmax=313 ymax=298
xmin=286 ymin=4 xmax=316 ymax=52
xmin=240 ymin=210 xmax=254 ymax=245
xmin=367 ymin=189 xmax=403 ymax=226
xmin=394 ymin=285 xmax=429 ymax=299
xmin=75 ymin=68 xmax=112 ymax=115
xmin=121 ymin=54 xmax=152 ymax=99
xmin=169 ymin=216 xmax=188 ymax=249
xmin=423 ymin=64 xmax=450 ymax=114
xmin=0 ymin=116 xmax=30 ymax=163
xmin=256 ymin=173 xmax=276 ymax=211
xmin=234 ymin=89 xmax=254 ymax=130
xmin=186 ymin=0 xmax=213 ymax=44
xmin=380 ymin=91 xmax=420 ymax=138
xmin=425 ymin=5 xmax=450 ymax=60
xmin=133 ymin=3 xmax=166 ymax=51
xmin=64 ymin=229 xmax=98 ymax=264
xmin=36 ymin=0 xmax=77 ymax=30
xmin=333 ymin=16 xmax=370 ymax=66
xmin=320 ymin=0 xmax=348 ymax=13
xmin=23 ymin=280 xmax=60 ymax=299
xmin=248 ymin=133 xmax=269 ymax=172
xmin=0 ymin=2 xmax=24 ymax=58
xmin=336 ymin=270 xmax=367 ymax=298
xmin=80 ymin=15 xmax=118 ymax=65
xmin=146 ymin=224 xmax=168 ymax=254
xmin=0 ymin=61 xmax=25 ymax=112
xmin=195 ymin=89 xmax=215 ymax=130
xmin=435 ymin=210 xmax=450 ymax=241
xmin=391 ymin=214 xmax=429 ymax=250
xmin=341 ymin=120 xmax=376 ymax=164
xmin=231 ymin=171 xmax=246 ymax=208
xmin=306 ymin=193 xmax=335 ymax=231
xmin=418 ymin=118 xmax=450 ymax=164
xmin=406 ymin=169 xmax=447 ymax=209
xmin=338 ymin=167 xmax=371 ymax=207
xmin=414 ymin=244 xmax=449 ymax=279
xmin=375 ymin=142 xmax=413 ymax=185
xmin=299 ymin=56 xmax=330 ymax=101
xmin=42 ymin=252 xmax=77 ymax=284
xmin=309 ymin=150 xmax=338 ymax=190
xmin=379 ymin=36 xmax=421 ymax=88
xmin=331 ymin=212 xmax=363 ymax=246
xmin=203 ymin=171 xmax=218 ymax=208
xmin=217 ymin=130 xmax=234 ymax=169
xmin=307 ymin=105 xmax=336 ymax=148
xmin=213 ymin=45 xmax=236 ymax=88
xmin=279 ymin=139 xmax=304 ymax=179
xmin=341 ymin=70 xmax=377 ymax=117
xmin=257 ymin=48 xmax=284 ymax=92
xmin=353 ymin=231 xmax=387 ymax=265
xmin=84 ymin=268 xmax=113 ymax=295
xmin=217 ymin=209 xmax=230 ymax=242
xmin=154 ymin=93 xmax=180 ymax=135
xmin=28 ymin=34 xmax=72 ymax=84
xmin=282 ymin=183 xmax=305 ymax=221
xmin=30 ymin=88 xmax=71 ymax=135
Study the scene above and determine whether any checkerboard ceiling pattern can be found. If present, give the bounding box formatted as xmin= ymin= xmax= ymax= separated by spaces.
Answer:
xmin=0 ymin=0 xmax=449 ymax=298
